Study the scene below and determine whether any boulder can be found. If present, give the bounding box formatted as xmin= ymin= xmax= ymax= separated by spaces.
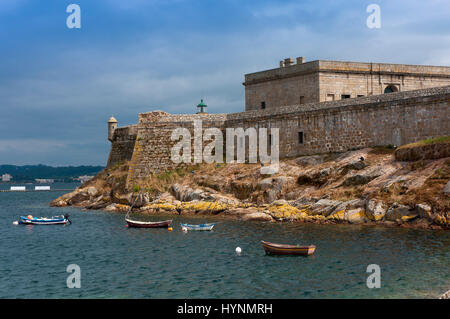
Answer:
xmin=112 ymin=191 xmax=133 ymax=205
xmin=85 ymin=195 xmax=108 ymax=210
xmin=132 ymin=192 xmax=151 ymax=207
xmin=385 ymin=203 xmax=418 ymax=222
xmin=297 ymin=168 xmax=331 ymax=186
xmin=171 ymin=184 xmax=214 ymax=202
xmin=258 ymin=178 xmax=273 ymax=191
xmin=366 ymin=200 xmax=387 ymax=221
xmin=342 ymin=173 xmax=379 ymax=186
xmin=87 ymin=186 xmax=98 ymax=197
xmin=260 ymin=176 xmax=295 ymax=203
xmin=67 ymin=190 xmax=90 ymax=205
xmin=295 ymin=155 xmax=325 ymax=167
xmin=415 ymin=203 xmax=432 ymax=219
xmin=224 ymin=207 xmax=259 ymax=217
xmin=309 ymin=199 xmax=342 ymax=216
xmin=443 ymin=181 xmax=450 ymax=194
xmin=271 ymin=199 xmax=288 ymax=206
xmin=104 ymin=203 xmax=118 ymax=212
xmin=343 ymin=160 xmax=367 ymax=171
xmin=439 ymin=290 xmax=450 ymax=299
xmin=395 ymin=141 xmax=450 ymax=161
xmin=240 ymin=212 xmax=274 ymax=222
xmin=345 ymin=209 xmax=369 ymax=224
xmin=332 ymin=199 xmax=366 ymax=214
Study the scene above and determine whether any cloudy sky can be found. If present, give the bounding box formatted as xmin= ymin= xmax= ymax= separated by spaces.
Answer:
xmin=0 ymin=0 xmax=449 ymax=166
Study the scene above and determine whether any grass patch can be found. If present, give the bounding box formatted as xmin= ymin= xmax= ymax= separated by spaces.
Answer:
xmin=397 ymin=136 xmax=450 ymax=150
xmin=369 ymin=145 xmax=396 ymax=155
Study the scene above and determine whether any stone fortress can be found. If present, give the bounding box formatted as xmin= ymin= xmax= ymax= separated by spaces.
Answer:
xmin=106 ymin=57 xmax=450 ymax=188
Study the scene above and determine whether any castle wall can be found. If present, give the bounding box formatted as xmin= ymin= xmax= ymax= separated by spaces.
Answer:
xmin=244 ymin=60 xmax=450 ymax=111
xmin=229 ymin=86 xmax=450 ymax=158
xmin=106 ymin=125 xmax=138 ymax=167
xmin=123 ymin=86 xmax=449 ymax=188
xmin=245 ymin=72 xmax=319 ymax=111
xmin=126 ymin=112 xmax=226 ymax=188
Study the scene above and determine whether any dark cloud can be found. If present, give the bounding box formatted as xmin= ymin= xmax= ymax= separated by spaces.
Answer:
xmin=0 ymin=0 xmax=448 ymax=165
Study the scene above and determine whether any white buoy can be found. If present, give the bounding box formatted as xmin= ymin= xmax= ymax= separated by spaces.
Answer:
xmin=13 ymin=221 xmax=18 ymax=225
xmin=235 ymin=247 xmax=242 ymax=254
xmin=182 ymin=227 xmax=188 ymax=232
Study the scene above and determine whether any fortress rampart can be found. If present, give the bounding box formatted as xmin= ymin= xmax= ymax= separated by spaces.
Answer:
xmin=107 ymin=85 xmax=450 ymax=189
xmin=244 ymin=59 xmax=450 ymax=111
xmin=106 ymin=124 xmax=138 ymax=168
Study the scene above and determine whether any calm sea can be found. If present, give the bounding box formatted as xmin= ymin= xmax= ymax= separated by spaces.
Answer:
xmin=0 ymin=183 xmax=448 ymax=298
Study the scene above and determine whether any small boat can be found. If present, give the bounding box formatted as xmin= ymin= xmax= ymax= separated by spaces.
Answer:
xmin=180 ymin=223 xmax=215 ymax=231
xmin=125 ymin=217 xmax=172 ymax=228
xmin=261 ymin=240 xmax=315 ymax=256
xmin=18 ymin=214 xmax=71 ymax=225
xmin=124 ymin=201 xmax=172 ymax=228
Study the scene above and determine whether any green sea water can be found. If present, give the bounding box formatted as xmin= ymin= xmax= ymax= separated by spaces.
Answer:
xmin=0 ymin=184 xmax=448 ymax=298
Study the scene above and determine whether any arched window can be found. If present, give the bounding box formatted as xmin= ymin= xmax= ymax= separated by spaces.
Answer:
xmin=384 ymin=85 xmax=399 ymax=93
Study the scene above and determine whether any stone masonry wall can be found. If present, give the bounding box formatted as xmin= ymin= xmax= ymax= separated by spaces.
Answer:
xmin=227 ymin=85 xmax=449 ymax=158
xmin=126 ymin=111 xmax=226 ymax=188
xmin=121 ymin=85 xmax=449 ymax=188
xmin=244 ymin=60 xmax=450 ymax=111
xmin=106 ymin=125 xmax=137 ymax=167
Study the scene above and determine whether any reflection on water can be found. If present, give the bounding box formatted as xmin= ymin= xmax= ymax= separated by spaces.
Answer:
xmin=0 ymin=186 xmax=448 ymax=298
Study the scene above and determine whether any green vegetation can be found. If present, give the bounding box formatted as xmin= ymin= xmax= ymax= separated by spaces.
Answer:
xmin=0 ymin=164 xmax=104 ymax=182
xmin=397 ymin=136 xmax=450 ymax=150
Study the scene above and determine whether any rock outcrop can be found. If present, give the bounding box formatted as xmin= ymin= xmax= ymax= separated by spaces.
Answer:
xmin=51 ymin=143 xmax=449 ymax=230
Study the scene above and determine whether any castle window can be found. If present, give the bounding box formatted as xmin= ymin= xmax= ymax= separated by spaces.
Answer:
xmin=298 ymin=131 xmax=304 ymax=144
xmin=299 ymin=96 xmax=305 ymax=104
xmin=384 ymin=85 xmax=399 ymax=93
xmin=261 ymin=101 xmax=266 ymax=109
xmin=341 ymin=94 xmax=351 ymax=99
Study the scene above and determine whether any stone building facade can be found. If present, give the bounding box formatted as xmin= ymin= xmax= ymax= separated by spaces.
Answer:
xmin=105 ymin=58 xmax=450 ymax=189
xmin=244 ymin=58 xmax=450 ymax=111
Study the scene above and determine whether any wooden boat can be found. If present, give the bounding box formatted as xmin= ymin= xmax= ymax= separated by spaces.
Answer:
xmin=125 ymin=217 xmax=172 ymax=228
xmin=180 ymin=223 xmax=215 ymax=231
xmin=18 ymin=214 xmax=71 ymax=225
xmin=261 ymin=240 xmax=316 ymax=256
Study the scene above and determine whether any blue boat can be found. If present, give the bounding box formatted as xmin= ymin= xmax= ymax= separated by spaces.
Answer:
xmin=18 ymin=214 xmax=71 ymax=225
xmin=180 ymin=223 xmax=215 ymax=231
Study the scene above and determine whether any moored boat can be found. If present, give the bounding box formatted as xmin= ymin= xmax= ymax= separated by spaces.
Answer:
xmin=18 ymin=214 xmax=71 ymax=225
xmin=125 ymin=218 xmax=172 ymax=228
xmin=180 ymin=223 xmax=215 ymax=231
xmin=261 ymin=240 xmax=315 ymax=256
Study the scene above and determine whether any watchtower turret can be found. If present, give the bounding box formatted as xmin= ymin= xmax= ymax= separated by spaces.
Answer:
xmin=108 ymin=116 xmax=117 ymax=142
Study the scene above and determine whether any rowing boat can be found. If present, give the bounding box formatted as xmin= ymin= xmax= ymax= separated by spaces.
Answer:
xmin=18 ymin=214 xmax=71 ymax=225
xmin=261 ymin=240 xmax=316 ymax=256
xmin=180 ymin=223 xmax=215 ymax=231
xmin=125 ymin=218 xmax=172 ymax=228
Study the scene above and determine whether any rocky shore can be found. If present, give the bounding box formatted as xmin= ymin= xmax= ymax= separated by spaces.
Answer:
xmin=51 ymin=139 xmax=449 ymax=230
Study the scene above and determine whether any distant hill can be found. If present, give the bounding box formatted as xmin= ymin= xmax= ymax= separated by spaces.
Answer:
xmin=0 ymin=164 xmax=104 ymax=183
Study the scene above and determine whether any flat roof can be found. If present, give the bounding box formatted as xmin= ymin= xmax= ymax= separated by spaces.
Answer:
xmin=244 ymin=59 xmax=450 ymax=85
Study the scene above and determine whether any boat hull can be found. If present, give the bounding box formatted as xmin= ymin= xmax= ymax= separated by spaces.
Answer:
xmin=126 ymin=218 xmax=172 ymax=228
xmin=19 ymin=216 xmax=68 ymax=225
xmin=261 ymin=240 xmax=316 ymax=256
xmin=180 ymin=223 xmax=215 ymax=231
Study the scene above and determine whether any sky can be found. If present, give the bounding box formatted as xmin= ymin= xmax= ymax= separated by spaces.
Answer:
xmin=0 ymin=0 xmax=449 ymax=166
